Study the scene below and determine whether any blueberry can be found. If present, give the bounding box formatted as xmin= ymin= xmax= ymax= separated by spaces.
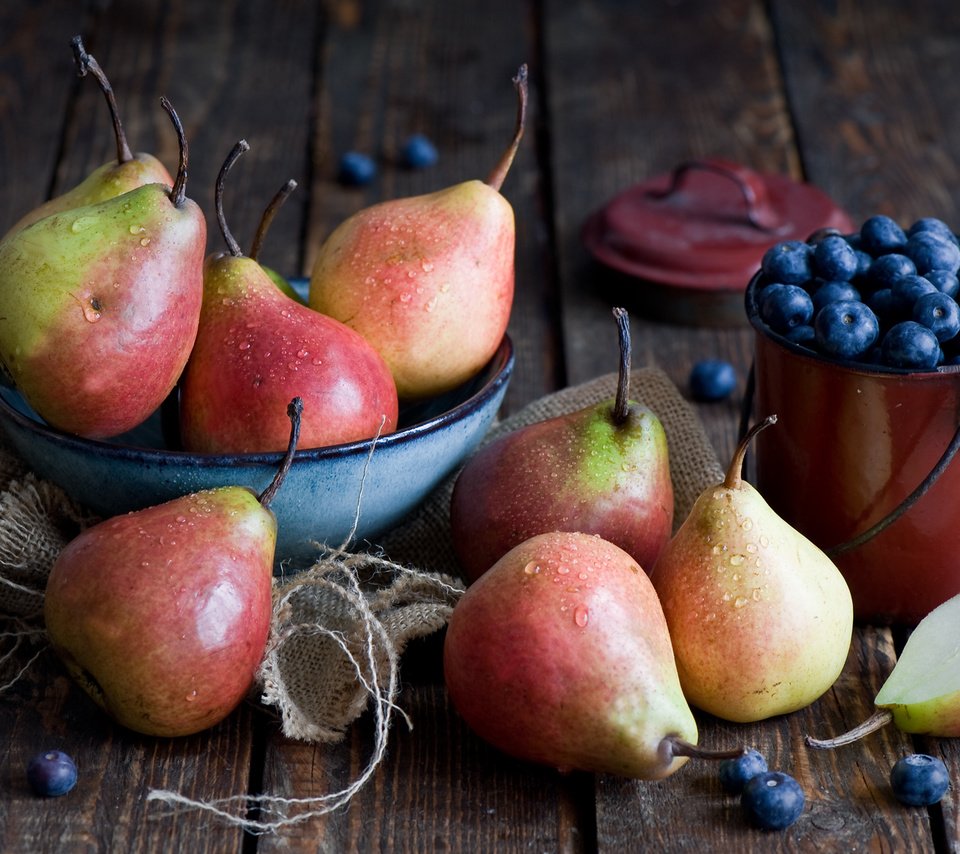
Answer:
xmin=908 ymin=217 xmax=959 ymax=246
xmin=784 ymin=324 xmax=815 ymax=347
xmin=337 ymin=151 xmax=377 ymax=186
xmin=866 ymin=288 xmax=897 ymax=324
xmin=913 ymin=291 xmax=960 ymax=342
xmin=926 ymin=269 xmax=960 ymax=298
xmin=719 ymin=748 xmax=768 ymax=794
xmin=26 ymin=750 xmax=77 ymax=797
xmin=758 ymin=283 xmax=814 ymax=334
xmin=906 ymin=231 xmax=960 ymax=275
xmin=860 ymin=214 xmax=907 ymax=255
xmin=853 ymin=248 xmax=873 ymax=279
xmin=814 ymin=300 xmax=880 ymax=360
xmin=689 ymin=360 xmax=737 ymax=402
xmin=890 ymin=274 xmax=938 ymax=314
xmin=812 ymin=280 xmax=861 ymax=312
xmin=890 ymin=754 xmax=950 ymax=806
xmin=868 ymin=253 xmax=917 ymax=290
xmin=880 ymin=321 xmax=942 ymax=370
xmin=741 ymin=771 xmax=805 ymax=830
xmin=812 ymin=235 xmax=859 ymax=282
xmin=805 ymin=227 xmax=843 ymax=245
xmin=400 ymin=134 xmax=439 ymax=169
xmin=761 ymin=241 xmax=813 ymax=286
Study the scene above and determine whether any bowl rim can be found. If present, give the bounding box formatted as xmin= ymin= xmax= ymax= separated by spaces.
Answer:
xmin=0 ymin=335 xmax=515 ymax=468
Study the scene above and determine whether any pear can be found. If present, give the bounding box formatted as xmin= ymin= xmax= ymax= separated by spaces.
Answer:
xmin=3 ymin=36 xmax=172 ymax=240
xmin=444 ymin=531 xmax=745 ymax=779
xmin=0 ymin=97 xmax=205 ymax=439
xmin=309 ymin=65 xmax=528 ymax=399
xmin=449 ymin=307 xmax=673 ymax=582
xmin=806 ymin=592 xmax=960 ymax=748
xmin=178 ymin=141 xmax=399 ymax=453
xmin=649 ymin=415 xmax=854 ymax=723
xmin=44 ymin=399 xmax=303 ymax=738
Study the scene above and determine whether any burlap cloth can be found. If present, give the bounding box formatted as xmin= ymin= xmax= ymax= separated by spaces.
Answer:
xmin=0 ymin=366 xmax=722 ymax=830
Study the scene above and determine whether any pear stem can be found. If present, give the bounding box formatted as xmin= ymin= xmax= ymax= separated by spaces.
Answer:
xmin=71 ymin=35 xmax=133 ymax=165
xmin=159 ymin=97 xmax=189 ymax=209
xmin=723 ymin=413 xmax=778 ymax=490
xmin=250 ymin=179 xmax=298 ymax=262
xmin=215 ymin=139 xmax=251 ymax=258
xmin=485 ymin=63 xmax=529 ymax=191
xmin=612 ymin=306 xmax=632 ymax=425
xmin=662 ymin=735 xmax=747 ymax=762
xmin=258 ymin=397 xmax=304 ymax=509
xmin=804 ymin=709 xmax=894 ymax=750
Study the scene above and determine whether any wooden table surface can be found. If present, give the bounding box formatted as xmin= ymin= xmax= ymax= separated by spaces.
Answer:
xmin=2 ymin=1 xmax=959 ymax=851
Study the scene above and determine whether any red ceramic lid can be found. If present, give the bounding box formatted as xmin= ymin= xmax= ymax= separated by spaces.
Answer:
xmin=582 ymin=158 xmax=854 ymax=291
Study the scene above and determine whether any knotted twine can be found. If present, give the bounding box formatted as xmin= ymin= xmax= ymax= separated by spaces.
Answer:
xmin=0 ymin=366 xmax=722 ymax=833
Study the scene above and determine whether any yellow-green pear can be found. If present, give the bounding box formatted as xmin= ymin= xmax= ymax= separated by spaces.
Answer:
xmin=806 ymin=592 xmax=960 ymax=748
xmin=649 ymin=415 xmax=854 ymax=723
xmin=0 ymin=98 xmax=205 ymax=439
xmin=309 ymin=66 xmax=528 ymax=399
xmin=3 ymin=36 xmax=172 ymax=240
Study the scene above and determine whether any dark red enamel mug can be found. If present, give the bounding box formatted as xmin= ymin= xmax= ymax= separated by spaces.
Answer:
xmin=746 ymin=273 xmax=960 ymax=625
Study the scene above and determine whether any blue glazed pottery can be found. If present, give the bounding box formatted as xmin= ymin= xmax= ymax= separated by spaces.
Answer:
xmin=0 ymin=335 xmax=514 ymax=572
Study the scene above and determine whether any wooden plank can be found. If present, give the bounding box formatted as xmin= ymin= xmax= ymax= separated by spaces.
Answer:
xmin=0 ymin=0 xmax=323 ymax=850
xmin=774 ymin=1 xmax=960 ymax=844
xmin=258 ymin=680 xmax=592 ymax=852
xmin=541 ymin=0 xmax=786 ymax=465
xmin=0 ymin=1 xmax=94 ymax=233
xmin=770 ymin=0 xmax=960 ymax=226
xmin=257 ymin=1 xmax=574 ymax=850
xmin=0 ymin=656 xmax=252 ymax=853
xmin=541 ymin=0 xmax=944 ymax=850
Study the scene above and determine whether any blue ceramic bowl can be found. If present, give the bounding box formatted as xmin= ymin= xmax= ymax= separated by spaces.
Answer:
xmin=0 ymin=329 xmax=513 ymax=571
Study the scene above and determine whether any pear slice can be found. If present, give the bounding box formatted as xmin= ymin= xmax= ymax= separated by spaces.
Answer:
xmin=806 ymin=592 xmax=960 ymax=748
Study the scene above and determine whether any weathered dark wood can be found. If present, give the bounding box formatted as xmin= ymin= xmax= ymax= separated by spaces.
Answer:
xmin=541 ymin=0 xmax=783 ymax=466
xmin=0 ymin=653 xmax=251 ymax=853
xmin=771 ymin=0 xmax=960 ymax=226
xmin=0 ymin=1 xmax=97 ymax=234
xmin=1 ymin=0 xmax=958 ymax=851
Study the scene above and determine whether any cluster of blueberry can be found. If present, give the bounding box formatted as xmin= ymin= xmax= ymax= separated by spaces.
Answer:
xmin=753 ymin=215 xmax=960 ymax=371
xmin=337 ymin=134 xmax=440 ymax=186
xmin=719 ymin=749 xmax=805 ymax=830
xmin=718 ymin=748 xmax=950 ymax=831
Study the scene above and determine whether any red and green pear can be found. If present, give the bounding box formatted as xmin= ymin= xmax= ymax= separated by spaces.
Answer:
xmin=0 ymin=98 xmax=205 ymax=438
xmin=650 ymin=416 xmax=854 ymax=723
xmin=444 ymin=531 xmax=743 ymax=780
xmin=3 ymin=36 xmax=172 ymax=240
xmin=178 ymin=141 xmax=398 ymax=453
xmin=44 ymin=399 xmax=303 ymax=738
xmin=309 ymin=66 xmax=528 ymax=399
xmin=450 ymin=307 xmax=673 ymax=582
